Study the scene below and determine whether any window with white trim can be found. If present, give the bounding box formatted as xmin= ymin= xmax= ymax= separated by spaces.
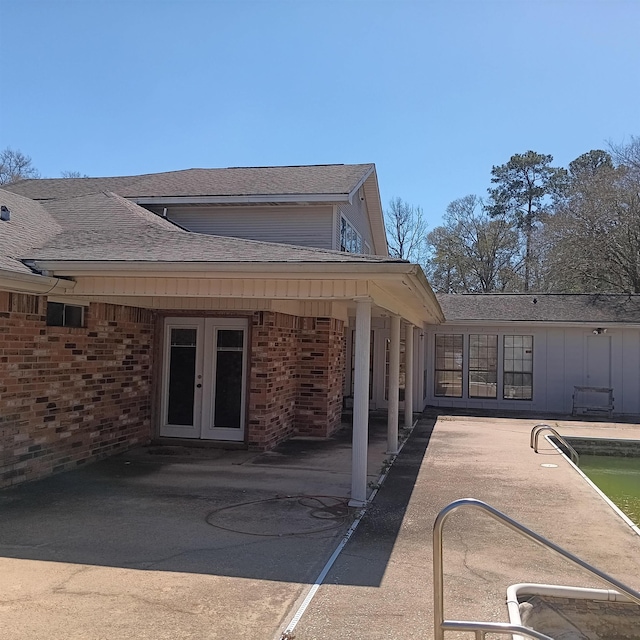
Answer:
xmin=46 ymin=301 xmax=85 ymax=327
xmin=434 ymin=334 xmax=463 ymax=397
xmin=340 ymin=216 xmax=363 ymax=253
xmin=503 ymin=335 xmax=533 ymax=400
xmin=432 ymin=333 xmax=534 ymax=401
xmin=468 ymin=334 xmax=498 ymax=398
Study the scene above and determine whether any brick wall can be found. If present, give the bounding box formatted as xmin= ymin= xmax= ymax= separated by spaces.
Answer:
xmin=0 ymin=293 xmax=155 ymax=487
xmin=297 ymin=317 xmax=345 ymax=437
xmin=1 ymin=298 xmax=346 ymax=482
xmin=248 ymin=311 xmax=299 ymax=450
xmin=248 ymin=311 xmax=345 ymax=450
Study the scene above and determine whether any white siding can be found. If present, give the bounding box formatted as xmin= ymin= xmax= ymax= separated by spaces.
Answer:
xmin=149 ymin=204 xmax=334 ymax=249
xmin=424 ymin=324 xmax=640 ymax=416
xmin=337 ymin=194 xmax=376 ymax=254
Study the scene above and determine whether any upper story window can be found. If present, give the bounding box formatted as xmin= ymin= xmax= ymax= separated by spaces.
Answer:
xmin=46 ymin=301 xmax=85 ymax=328
xmin=340 ymin=216 xmax=363 ymax=253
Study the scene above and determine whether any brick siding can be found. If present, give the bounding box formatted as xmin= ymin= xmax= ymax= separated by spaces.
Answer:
xmin=1 ymin=297 xmax=346 ymax=485
xmin=296 ymin=317 xmax=345 ymax=437
xmin=0 ymin=293 xmax=154 ymax=487
xmin=248 ymin=311 xmax=299 ymax=450
xmin=248 ymin=311 xmax=345 ymax=450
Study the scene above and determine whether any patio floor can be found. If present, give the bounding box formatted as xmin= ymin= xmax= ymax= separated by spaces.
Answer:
xmin=1 ymin=412 xmax=639 ymax=640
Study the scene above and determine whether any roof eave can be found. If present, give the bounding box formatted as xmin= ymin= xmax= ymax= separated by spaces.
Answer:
xmin=29 ymin=259 xmax=412 ymax=277
xmin=360 ymin=170 xmax=389 ymax=256
xmin=436 ymin=319 xmax=640 ymax=328
xmin=131 ymin=194 xmax=351 ymax=206
xmin=0 ymin=268 xmax=76 ymax=294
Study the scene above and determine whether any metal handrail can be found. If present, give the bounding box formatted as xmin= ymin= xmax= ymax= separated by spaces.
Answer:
xmin=433 ymin=498 xmax=640 ymax=640
xmin=530 ymin=423 xmax=580 ymax=465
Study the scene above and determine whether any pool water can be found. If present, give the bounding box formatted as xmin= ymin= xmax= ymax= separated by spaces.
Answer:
xmin=579 ymin=455 xmax=640 ymax=525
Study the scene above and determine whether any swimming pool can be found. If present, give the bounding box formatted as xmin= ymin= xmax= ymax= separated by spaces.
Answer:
xmin=579 ymin=454 xmax=640 ymax=526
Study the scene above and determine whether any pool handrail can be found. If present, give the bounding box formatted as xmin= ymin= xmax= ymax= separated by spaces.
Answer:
xmin=433 ymin=498 xmax=640 ymax=640
xmin=530 ymin=423 xmax=580 ymax=465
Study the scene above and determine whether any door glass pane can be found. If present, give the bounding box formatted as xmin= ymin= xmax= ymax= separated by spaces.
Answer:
xmin=214 ymin=350 xmax=243 ymax=428
xmin=167 ymin=328 xmax=197 ymax=425
xmin=217 ymin=329 xmax=244 ymax=349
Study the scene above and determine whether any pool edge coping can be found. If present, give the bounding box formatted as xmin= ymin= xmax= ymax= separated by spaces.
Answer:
xmin=544 ymin=433 xmax=640 ymax=537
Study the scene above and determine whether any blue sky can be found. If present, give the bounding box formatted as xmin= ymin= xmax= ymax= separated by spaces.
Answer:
xmin=1 ymin=0 xmax=638 ymax=228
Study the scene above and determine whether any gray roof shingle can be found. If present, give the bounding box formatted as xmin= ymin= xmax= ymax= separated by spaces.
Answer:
xmin=437 ymin=293 xmax=640 ymax=324
xmin=20 ymin=191 xmax=403 ymax=265
xmin=5 ymin=164 xmax=374 ymax=201
xmin=0 ymin=189 xmax=61 ymax=274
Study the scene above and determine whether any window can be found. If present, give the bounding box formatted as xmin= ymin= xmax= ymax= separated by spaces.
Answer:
xmin=340 ymin=216 xmax=363 ymax=253
xmin=46 ymin=301 xmax=85 ymax=327
xmin=503 ymin=335 xmax=533 ymax=400
xmin=469 ymin=334 xmax=497 ymax=398
xmin=434 ymin=334 xmax=463 ymax=397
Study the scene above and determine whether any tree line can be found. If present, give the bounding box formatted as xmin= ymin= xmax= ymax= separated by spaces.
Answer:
xmin=385 ymin=137 xmax=640 ymax=294
xmin=0 ymin=147 xmax=85 ymax=184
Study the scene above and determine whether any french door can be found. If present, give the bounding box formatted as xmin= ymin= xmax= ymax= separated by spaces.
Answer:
xmin=160 ymin=317 xmax=248 ymax=441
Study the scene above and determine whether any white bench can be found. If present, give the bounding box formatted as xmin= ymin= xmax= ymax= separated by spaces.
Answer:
xmin=572 ymin=386 xmax=614 ymax=418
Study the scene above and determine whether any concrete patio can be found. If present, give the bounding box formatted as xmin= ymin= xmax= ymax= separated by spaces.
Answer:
xmin=0 ymin=415 xmax=392 ymax=640
xmin=0 ymin=412 xmax=639 ymax=640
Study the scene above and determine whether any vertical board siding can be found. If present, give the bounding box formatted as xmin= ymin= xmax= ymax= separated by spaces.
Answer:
xmin=424 ymin=324 xmax=640 ymax=416
xmin=621 ymin=329 xmax=640 ymax=414
xmin=155 ymin=205 xmax=334 ymax=249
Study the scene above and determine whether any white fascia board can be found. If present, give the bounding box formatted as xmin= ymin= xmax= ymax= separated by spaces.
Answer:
xmin=345 ymin=165 xmax=375 ymax=204
xmin=407 ymin=268 xmax=445 ymax=323
xmin=131 ymin=194 xmax=351 ymax=206
xmin=0 ymin=269 xmax=75 ymax=294
xmin=361 ymin=172 xmax=389 ymax=256
xmin=32 ymin=260 xmax=413 ymax=278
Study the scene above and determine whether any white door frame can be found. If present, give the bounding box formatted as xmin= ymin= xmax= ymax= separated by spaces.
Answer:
xmin=160 ymin=317 xmax=248 ymax=441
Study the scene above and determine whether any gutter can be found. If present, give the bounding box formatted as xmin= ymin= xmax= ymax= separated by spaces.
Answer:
xmin=29 ymin=260 xmax=414 ymax=276
xmin=0 ymin=269 xmax=75 ymax=295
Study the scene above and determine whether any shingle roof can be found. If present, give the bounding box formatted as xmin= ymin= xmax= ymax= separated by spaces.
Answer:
xmin=437 ymin=293 xmax=640 ymax=324
xmin=5 ymin=164 xmax=374 ymax=201
xmin=23 ymin=192 xmax=403 ymax=265
xmin=0 ymin=189 xmax=61 ymax=274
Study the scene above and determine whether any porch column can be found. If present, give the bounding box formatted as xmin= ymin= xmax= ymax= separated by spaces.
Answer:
xmin=350 ymin=297 xmax=372 ymax=507
xmin=387 ymin=314 xmax=401 ymax=455
xmin=404 ymin=323 xmax=414 ymax=428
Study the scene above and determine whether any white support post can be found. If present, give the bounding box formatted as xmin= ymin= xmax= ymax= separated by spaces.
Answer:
xmin=350 ymin=297 xmax=372 ymax=507
xmin=404 ymin=323 xmax=414 ymax=429
xmin=387 ymin=315 xmax=401 ymax=455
